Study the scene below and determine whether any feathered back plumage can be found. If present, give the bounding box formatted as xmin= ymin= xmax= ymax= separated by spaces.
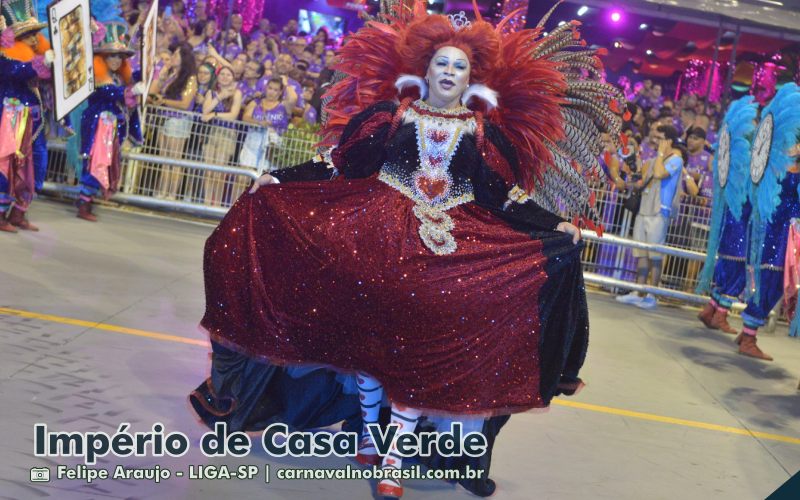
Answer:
xmin=724 ymin=96 xmax=758 ymax=221
xmin=35 ymin=0 xmax=47 ymax=39
xmin=91 ymin=0 xmax=124 ymax=24
xmin=696 ymin=96 xmax=756 ymax=294
xmin=321 ymin=0 xmax=622 ymax=225
xmin=746 ymin=83 xmax=800 ymax=303
xmin=752 ymin=83 xmax=800 ymax=225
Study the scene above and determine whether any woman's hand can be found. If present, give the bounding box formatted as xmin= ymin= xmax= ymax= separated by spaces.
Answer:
xmin=249 ymin=173 xmax=279 ymax=193
xmin=556 ymin=221 xmax=582 ymax=244
xmin=201 ymin=113 xmax=213 ymax=122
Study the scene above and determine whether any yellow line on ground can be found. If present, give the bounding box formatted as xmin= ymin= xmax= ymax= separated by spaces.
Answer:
xmin=0 ymin=307 xmax=209 ymax=348
xmin=1 ymin=306 xmax=798 ymax=445
xmin=551 ymin=399 xmax=800 ymax=445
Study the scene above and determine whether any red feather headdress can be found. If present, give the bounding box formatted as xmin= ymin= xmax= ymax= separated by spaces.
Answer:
xmin=322 ymin=0 xmax=624 ymax=225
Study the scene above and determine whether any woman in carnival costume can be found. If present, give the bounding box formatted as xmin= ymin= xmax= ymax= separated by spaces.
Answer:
xmin=77 ymin=22 xmax=143 ymax=222
xmin=190 ymin=2 xmax=623 ymax=497
xmin=738 ymin=83 xmax=800 ymax=361
xmin=696 ymin=97 xmax=758 ymax=333
xmin=0 ymin=0 xmax=53 ymax=233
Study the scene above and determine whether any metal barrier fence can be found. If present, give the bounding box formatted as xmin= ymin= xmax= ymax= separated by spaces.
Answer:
xmin=45 ymin=105 xmax=319 ymax=213
xmin=581 ymin=182 xmax=712 ymax=297
xmin=43 ymin=104 xmax=725 ymax=307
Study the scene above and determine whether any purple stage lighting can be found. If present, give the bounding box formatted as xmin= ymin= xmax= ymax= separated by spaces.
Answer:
xmin=610 ymin=11 xmax=622 ymax=23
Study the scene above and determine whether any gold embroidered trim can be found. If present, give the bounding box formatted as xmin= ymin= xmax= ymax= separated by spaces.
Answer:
xmin=413 ymin=204 xmax=457 ymax=255
xmin=507 ymin=185 xmax=530 ymax=204
xmin=378 ymin=170 xmax=474 ymax=211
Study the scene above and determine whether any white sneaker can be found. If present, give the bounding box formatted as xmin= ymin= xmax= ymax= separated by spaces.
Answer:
xmin=636 ymin=294 xmax=658 ymax=309
xmin=616 ymin=291 xmax=643 ymax=305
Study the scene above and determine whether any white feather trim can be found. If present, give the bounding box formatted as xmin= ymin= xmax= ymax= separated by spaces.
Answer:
xmin=461 ymin=84 xmax=499 ymax=110
xmin=395 ymin=74 xmax=428 ymax=99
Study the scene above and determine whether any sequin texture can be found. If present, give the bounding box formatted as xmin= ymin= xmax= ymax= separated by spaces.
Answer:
xmin=200 ymin=101 xmax=589 ymax=415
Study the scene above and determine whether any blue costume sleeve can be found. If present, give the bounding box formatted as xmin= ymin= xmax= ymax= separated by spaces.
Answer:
xmin=0 ymin=56 xmax=38 ymax=82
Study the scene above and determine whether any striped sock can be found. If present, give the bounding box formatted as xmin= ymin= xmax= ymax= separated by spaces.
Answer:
xmin=356 ymin=372 xmax=383 ymax=454
xmin=380 ymin=404 xmax=421 ymax=490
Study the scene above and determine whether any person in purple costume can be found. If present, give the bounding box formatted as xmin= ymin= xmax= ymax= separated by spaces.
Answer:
xmin=273 ymin=53 xmax=303 ymax=112
xmin=237 ymin=60 xmax=266 ymax=106
xmin=684 ymin=127 xmax=713 ymax=200
xmin=239 ymin=77 xmax=297 ymax=172
xmin=300 ymin=80 xmax=317 ymax=125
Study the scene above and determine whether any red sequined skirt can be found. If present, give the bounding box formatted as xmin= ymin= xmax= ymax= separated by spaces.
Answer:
xmin=201 ymin=175 xmax=585 ymax=416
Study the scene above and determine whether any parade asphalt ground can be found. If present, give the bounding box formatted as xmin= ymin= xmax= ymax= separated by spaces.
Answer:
xmin=1 ymin=199 xmax=798 ymax=499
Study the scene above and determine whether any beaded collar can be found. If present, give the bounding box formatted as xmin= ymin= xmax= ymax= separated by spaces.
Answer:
xmin=410 ymin=99 xmax=473 ymax=120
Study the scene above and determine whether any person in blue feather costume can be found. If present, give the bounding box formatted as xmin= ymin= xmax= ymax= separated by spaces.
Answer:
xmin=737 ymin=83 xmax=800 ymax=361
xmin=696 ymin=97 xmax=757 ymax=334
xmin=0 ymin=0 xmax=53 ymax=233
xmin=76 ymin=21 xmax=143 ymax=221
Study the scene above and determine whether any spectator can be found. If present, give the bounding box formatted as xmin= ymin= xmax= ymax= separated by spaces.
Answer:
xmin=305 ymin=41 xmax=325 ymax=79
xmin=286 ymin=35 xmax=307 ymax=62
xmin=149 ymin=43 xmax=198 ymax=200
xmin=240 ymin=77 xmax=297 ymax=172
xmin=250 ymin=18 xmax=272 ymax=40
xmin=220 ymin=29 xmax=244 ymax=60
xmin=200 ymin=66 xmax=243 ymax=205
xmin=626 ymin=103 xmax=646 ymax=142
xmin=273 ymin=53 xmax=303 ymax=112
xmin=161 ymin=13 xmax=187 ymax=45
xmin=299 ymin=79 xmax=317 ymax=125
xmin=264 ymin=36 xmax=280 ymax=62
xmin=676 ymin=107 xmax=696 ymax=137
xmin=192 ymin=62 xmax=216 ymax=113
xmin=238 ymin=59 xmax=266 ymax=105
xmin=651 ymin=84 xmax=664 ymax=108
xmin=290 ymin=58 xmax=308 ymax=87
xmin=166 ymin=1 xmax=189 ymax=33
xmin=188 ymin=19 xmax=218 ymax=51
xmin=317 ymin=48 xmax=337 ymax=86
xmin=617 ymin=125 xmax=692 ymax=309
xmin=684 ymin=126 xmax=712 ymax=199
xmin=183 ymin=62 xmax=217 ymax=201
xmin=639 ymin=125 xmax=659 ymax=163
xmin=230 ymin=13 xmax=245 ymax=41
xmin=280 ymin=19 xmax=298 ymax=40
xmin=193 ymin=0 xmax=209 ymax=25
xmin=246 ymin=35 xmax=265 ymax=62
xmin=312 ymin=27 xmax=330 ymax=46
xmin=263 ymin=58 xmax=273 ymax=78
xmin=231 ymin=53 xmax=248 ymax=80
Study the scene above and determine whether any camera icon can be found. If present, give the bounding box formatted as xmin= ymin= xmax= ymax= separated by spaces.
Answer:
xmin=30 ymin=467 xmax=50 ymax=482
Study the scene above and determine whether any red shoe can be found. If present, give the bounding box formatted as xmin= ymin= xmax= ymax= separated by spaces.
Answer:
xmin=8 ymin=206 xmax=38 ymax=231
xmin=355 ymin=437 xmax=381 ymax=466
xmin=77 ymin=201 xmax=98 ymax=222
xmin=0 ymin=216 xmax=18 ymax=233
xmin=738 ymin=334 xmax=773 ymax=361
xmin=710 ymin=309 xmax=737 ymax=334
xmin=697 ymin=302 xmax=715 ymax=328
xmin=377 ymin=479 xmax=403 ymax=499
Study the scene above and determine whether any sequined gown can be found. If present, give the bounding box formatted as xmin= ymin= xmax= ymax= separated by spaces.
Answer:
xmin=190 ymin=101 xmax=589 ymax=488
